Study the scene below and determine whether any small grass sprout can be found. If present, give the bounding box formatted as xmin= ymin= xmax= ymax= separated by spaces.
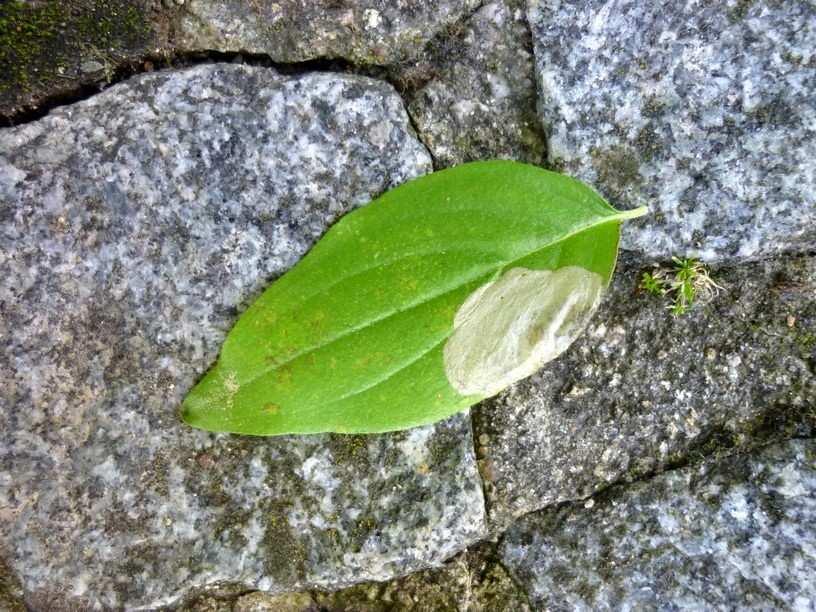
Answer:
xmin=639 ymin=271 xmax=667 ymax=296
xmin=640 ymin=256 xmax=722 ymax=316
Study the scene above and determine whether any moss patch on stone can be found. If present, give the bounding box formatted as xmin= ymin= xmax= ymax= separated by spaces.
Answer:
xmin=262 ymin=500 xmax=308 ymax=584
xmin=0 ymin=0 xmax=162 ymax=117
xmin=326 ymin=434 xmax=372 ymax=470
xmin=634 ymin=125 xmax=663 ymax=163
xmin=729 ymin=0 xmax=757 ymax=22
xmin=312 ymin=543 xmax=532 ymax=611
xmin=590 ymin=145 xmax=643 ymax=201
xmin=0 ymin=555 xmax=25 ymax=612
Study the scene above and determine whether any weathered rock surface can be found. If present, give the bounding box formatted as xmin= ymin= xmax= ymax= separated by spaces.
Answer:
xmin=0 ymin=0 xmax=175 ymax=120
xmin=177 ymin=0 xmax=480 ymax=66
xmin=528 ymin=0 xmax=816 ymax=260
xmin=501 ymin=439 xmax=816 ymax=610
xmin=0 ymin=555 xmax=25 ymax=612
xmin=1 ymin=1 xmax=484 ymax=121
xmin=178 ymin=544 xmax=530 ymax=612
xmin=474 ymin=254 xmax=816 ymax=530
xmin=403 ymin=0 xmax=545 ymax=168
xmin=309 ymin=544 xmax=530 ymax=612
xmin=0 ymin=64 xmax=488 ymax=610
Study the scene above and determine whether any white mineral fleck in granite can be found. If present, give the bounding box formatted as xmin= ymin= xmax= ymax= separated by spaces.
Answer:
xmin=397 ymin=426 xmax=434 ymax=466
xmin=528 ymin=0 xmax=816 ymax=260
xmin=0 ymin=64 xmax=486 ymax=610
xmin=363 ymin=8 xmax=382 ymax=30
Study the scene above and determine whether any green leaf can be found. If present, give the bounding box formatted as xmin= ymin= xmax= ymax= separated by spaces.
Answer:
xmin=181 ymin=160 xmax=646 ymax=435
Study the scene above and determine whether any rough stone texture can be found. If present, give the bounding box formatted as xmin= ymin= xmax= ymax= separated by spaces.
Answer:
xmin=528 ymin=0 xmax=816 ymax=260
xmin=177 ymin=0 xmax=480 ymax=66
xmin=233 ymin=592 xmax=316 ymax=612
xmin=0 ymin=0 xmax=175 ymax=120
xmin=179 ymin=590 xmax=316 ymax=612
xmin=178 ymin=544 xmax=531 ymax=612
xmin=0 ymin=1 xmax=486 ymax=122
xmin=0 ymin=64 xmax=488 ymax=610
xmin=474 ymin=254 xmax=816 ymax=530
xmin=311 ymin=543 xmax=530 ymax=612
xmin=0 ymin=555 xmax=25 ymax=612
xmin=401 ymin=0 xmax=546 ymax=168
xmin=501 ymin=439 xmax=816 ymax=610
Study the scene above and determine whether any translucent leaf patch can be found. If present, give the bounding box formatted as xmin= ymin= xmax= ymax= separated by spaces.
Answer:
xmin=443 ymin=266 xmax=603 ymax=397
xmin=181 ymin=160 xmax=646 ymax=435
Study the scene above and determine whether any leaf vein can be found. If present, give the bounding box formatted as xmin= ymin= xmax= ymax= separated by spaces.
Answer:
xmin=231 ymin=214 xmax=629 ymax=394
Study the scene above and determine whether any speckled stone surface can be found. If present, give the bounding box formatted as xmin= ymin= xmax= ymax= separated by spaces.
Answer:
xmin=180 ymin=543 xmax=531 ymax=611
xmin=528 ymin=0 xmax=816 ymax=260
xmin=474 ymin=254 xmax=816 ymax=530
xmin=403 ymin=0 xmax=545 ymax=168
xmin=0 ymin=64 xmax=488 ymax=610
xmin=177 ymin=0 xmax=480 ymax=66
xmin=501 ymin=439 xmax=816 ymax=610
xmin=309 ymin=543 xmax=531 ymax=612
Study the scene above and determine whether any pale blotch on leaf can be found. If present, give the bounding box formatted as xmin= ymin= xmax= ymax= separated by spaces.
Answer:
xmin=443 ymin=266 xmax=604 ymax=397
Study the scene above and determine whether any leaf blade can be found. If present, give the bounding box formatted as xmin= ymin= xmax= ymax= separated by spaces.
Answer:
xmin=181 ymin=160 xmax=645 ymax=435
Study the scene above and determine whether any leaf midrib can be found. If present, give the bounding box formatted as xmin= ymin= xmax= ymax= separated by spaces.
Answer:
xmin=255 ymin=201 xmax=576 ymax=320
xmin=230 ymin=212 xmax=630 ymax=396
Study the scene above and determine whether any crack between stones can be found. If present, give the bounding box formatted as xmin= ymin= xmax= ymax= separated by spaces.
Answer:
xmin=504 ymin=429 xmax=813 ymax=606
xmin=402 ymin=100 xmax=439 ymax=171
xmin=0 ymin=47 xmax=446 ymax=176
xmin=499 ymin=431 xmax=816 ymax=536
xmin=0 ymin=0 xmax=496 ymax=168
xmin=0 ymin=2 xmax=489 ymax=131
xmin=466 ymin=408 xmax=493 ymax=543
xmin=477 ymin=413 xmax=816 ymax=550
xmin=168 ymin=433 xmax=816 ymax=610
xmin=0 ymin=50 xmax=390 ymax=128
xmin=479 ymin=432 xmax=816 ymax=603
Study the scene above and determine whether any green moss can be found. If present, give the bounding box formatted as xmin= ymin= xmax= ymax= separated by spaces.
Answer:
xmin=685 ymin=424 xmax=742 ymax=464
xmin=642 ymin=95 xmax=667 ymax=117
xmin=262 ymin=500 xmax=308 ymax=583
xmin=590 ymin=145 xmax=643 ymax=200
xmin=729 ymin=0 xmax=756 ymax=22
xmin=518 ymin=123 xmax=547 ymax=162
xmin=795 ymin=331 xmax=816 ymax=352
xmin=0 ymin=556 xmax=25 ymax=612
xmin=313 ymin=544 xmax=531 ymax=611
xmin=327 ymin=434 xmax=371 ymax=469
xmin=346 ymin=514 xmax=378 ymax=554
xmin=472 ymin=556 xmax=534 ymax=611
xmin=427 ymin=425 xmax=458 ymax=465
xmin=0 ymin=1 xmax=65 ymax=94
xmin=0 ymin=0 xmax=156 ymax=113
xmin=115 ymin=542 xmax=164 ymax=600
xmin=743 ymin=402 xmax=816 ymax=441
xmin=634 ymin=125 xmax=663 ymax=162
xmin=213 ymin=508 xmax=252 ymax=549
